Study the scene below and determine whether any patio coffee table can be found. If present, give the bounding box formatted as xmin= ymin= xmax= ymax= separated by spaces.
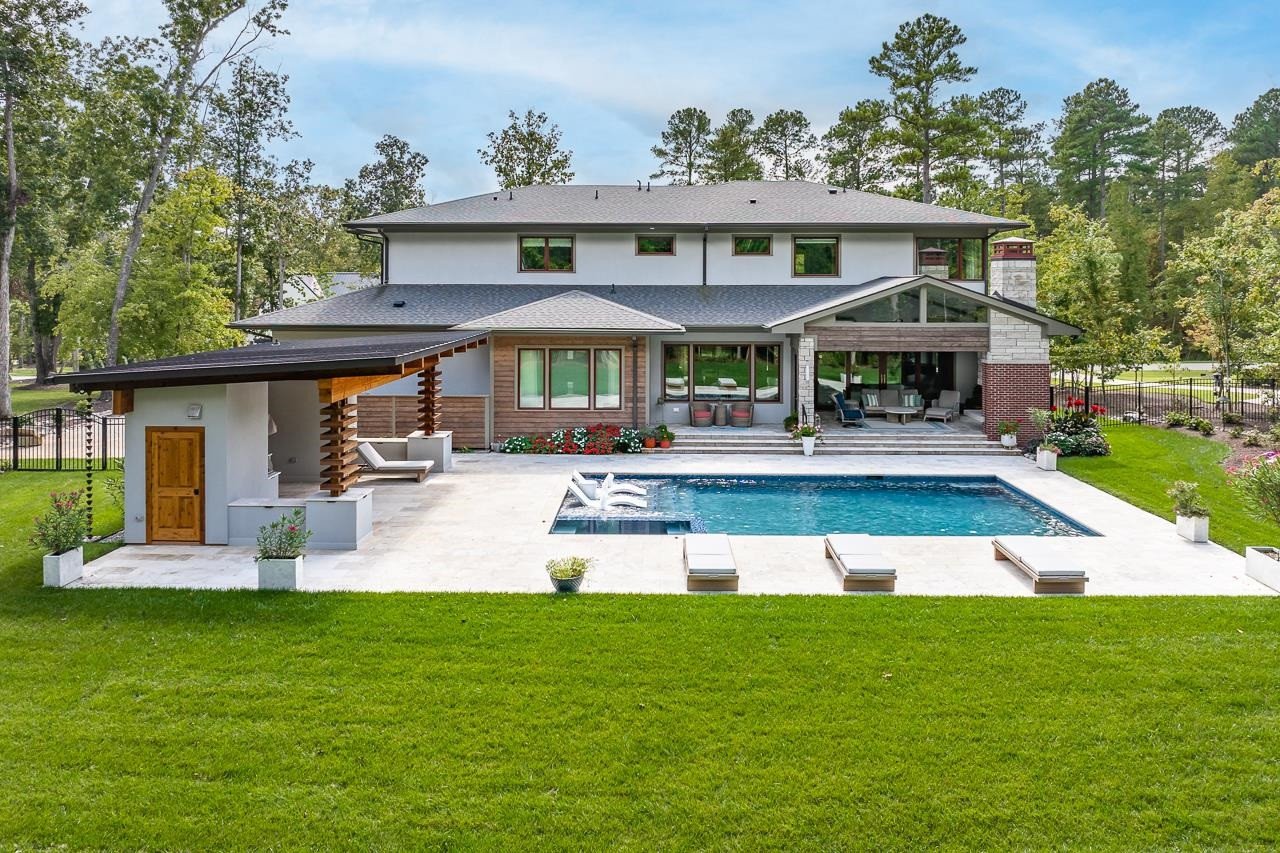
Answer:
xmin=884 ymin=406 xmax=916 ymax=424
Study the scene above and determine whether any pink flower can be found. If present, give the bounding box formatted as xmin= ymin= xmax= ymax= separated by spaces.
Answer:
xmin=288 ymin=525 xmax=298 ymax=532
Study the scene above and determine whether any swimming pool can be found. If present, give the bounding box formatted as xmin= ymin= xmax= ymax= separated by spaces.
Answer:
xmin=552 ymin=475 xmax=1093 ymax=537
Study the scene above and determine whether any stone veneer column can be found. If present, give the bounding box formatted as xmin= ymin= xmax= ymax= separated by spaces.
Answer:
xmin=983 ymin=237 xmax=1049 ymax=443
xmin=797 ymin=335 xmax=816 ymax=423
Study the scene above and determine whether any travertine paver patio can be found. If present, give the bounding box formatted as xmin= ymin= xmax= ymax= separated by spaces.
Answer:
xmin=76 ymin=453 xmax=1275 ymax=596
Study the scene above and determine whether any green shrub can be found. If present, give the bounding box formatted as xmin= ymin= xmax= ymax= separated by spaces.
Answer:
xmin=1164 ymin=411 xmax=1191 ymax=428
xmin=1229 ymin=426 xmax=1245 ymax=439
xmin=256 ymin=509 xmax=312 ymax=561
xmin=1166 ymin=481 xmax=1209 ymax=518
xmin=1243 ymin=429 xmax=1266 ymax=447
xmin=1192 ymin=418 xmax=1215 ymax=436
xmin=546 ymin=556 xmax=593 ymax=579
xmin=783 ymin=413 xmax=799 ymax=432
xmin=1222 ymin=412 xmax=1245 ymax=426
xmin=500 ymin=435 xmax=533 ymax=453
xmin=1230 ymin=452 xmax=1280 ymax=526
xmin=30 ymin=490 xmax=89 ymax=555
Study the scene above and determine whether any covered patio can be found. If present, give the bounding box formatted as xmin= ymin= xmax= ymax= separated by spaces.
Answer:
xmin=64 ymin=331 xmax=489 ymax=553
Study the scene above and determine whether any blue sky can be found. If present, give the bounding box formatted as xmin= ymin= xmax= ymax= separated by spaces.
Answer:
xmin=86 ymin=0 xmax=1280 ymax=203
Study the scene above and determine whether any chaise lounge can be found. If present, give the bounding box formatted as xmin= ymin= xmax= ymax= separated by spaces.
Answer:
xmin=824 ymin=533 xmax=896 ymax=591
xmin=684 ymin=533 xmax=738 ymax=591
xmin=992 ymin=536 xmax=1088 ymax=594
xmin=355 ymin=442 xmax=434 ymax=483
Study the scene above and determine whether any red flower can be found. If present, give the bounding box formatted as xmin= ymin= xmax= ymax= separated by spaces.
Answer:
xmin=1049 ymin=405 xmax=1058 ymax=412
xmin=1097 ymin=406 xmax=1107 ymax=414
xmin=288 ymin=525 xmax=298 ymax=532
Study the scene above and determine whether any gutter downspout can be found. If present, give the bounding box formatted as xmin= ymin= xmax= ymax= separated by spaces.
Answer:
xmin=701 ymin=226 xmax=708 ymax=286
xmin=354 ymin=229 xmax=387 ymax=285
xmin=631 ymin=336 xmax=639 ymax=429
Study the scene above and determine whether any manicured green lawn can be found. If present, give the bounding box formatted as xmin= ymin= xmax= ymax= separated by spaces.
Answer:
xmin=8 ymin=383 xmax=86 ymax=415
xmin=1 ymin=471 xmax=1278 ymax=848
xmin=1059 ymin=425 xmax=1280 ymax=554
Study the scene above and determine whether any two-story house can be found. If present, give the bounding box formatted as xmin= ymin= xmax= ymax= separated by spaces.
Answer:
xmin=233 ymin=180 xmax=1075 ymax=448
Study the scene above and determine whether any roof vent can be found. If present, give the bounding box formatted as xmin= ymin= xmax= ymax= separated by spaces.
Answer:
xmin=594 ymin=189 xmax=599 ymax=200
xmin=748 ymin=198 xmax=757 ymax=204
xmin=392 ymin=300 xmax=406 ymax=308
xmin=492 ymin=195 xmax=498 ymax=201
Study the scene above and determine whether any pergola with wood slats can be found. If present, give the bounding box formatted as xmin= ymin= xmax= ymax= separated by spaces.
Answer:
xmin=62 ymin=331 xmax=491 ymax=498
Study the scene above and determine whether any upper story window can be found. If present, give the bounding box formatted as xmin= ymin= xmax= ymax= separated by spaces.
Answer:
xmin=793 ymin=236 xmax=840 ymax=277
xmin=834 ymin=286 xmax=987 ymax=323
xmin=519 ymin=236 xmax=574 ymax=272
xmin=636 ymin=235 xmax=676 ymax=255
xmin=732 ymin=236 xmax=772 ymax=256
xmin=916 ymin=237 xmax=985 ymax=280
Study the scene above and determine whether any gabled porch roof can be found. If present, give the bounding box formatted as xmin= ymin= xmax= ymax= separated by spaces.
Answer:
xmin=454 ymin=289 xmax=684 ymax=333
xmin=765 ymin=275 xmax=1082 ymax=336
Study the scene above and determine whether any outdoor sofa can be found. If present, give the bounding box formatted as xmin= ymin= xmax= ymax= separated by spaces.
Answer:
xmin=859 ymin=388 xmax=926 ymax=418
xmin=824 ymin=533 xmax=896 ymax=591
xmin=992 ymin=536 xmax=1089 ymax=594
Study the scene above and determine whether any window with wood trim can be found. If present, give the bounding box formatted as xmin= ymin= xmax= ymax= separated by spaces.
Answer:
xmin=636 ymin=235 xmax=675 ymax=255
xmin=793 ymin=236 xmax=839 ymax=276
xmin=516 ymin=347 xmax=623 ymax=410
xmin=915 ymin=237 xmax=986 ymax=280
xmin=519 ymin=236 xmax=575 ymax=272
xmin=662 ymin=343 xmax=782 ymax=402
xmin=732 ymin=235 xmax=772 ymax=255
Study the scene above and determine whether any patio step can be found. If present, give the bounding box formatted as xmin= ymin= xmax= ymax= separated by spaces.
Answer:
xmin=648 ymin=436 xmax=1020 ymax=456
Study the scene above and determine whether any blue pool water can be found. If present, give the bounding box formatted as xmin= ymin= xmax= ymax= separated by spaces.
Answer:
xmin=552 ymin=475 xmax=1092 ymax=536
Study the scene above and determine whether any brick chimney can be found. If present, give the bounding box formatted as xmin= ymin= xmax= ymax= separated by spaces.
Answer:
xmin=917 ymin=246 xmax=950 ymax=278
xmin=987 ymin=236 xmax=1036 ymax=307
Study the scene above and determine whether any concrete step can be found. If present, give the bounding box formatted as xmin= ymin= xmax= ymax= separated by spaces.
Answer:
xmin=650 ymin=446 xmax=1019 ymax=456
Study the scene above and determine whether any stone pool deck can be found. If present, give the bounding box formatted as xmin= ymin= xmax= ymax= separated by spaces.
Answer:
xmin=75 ymin=453 xmax=1275 ymax=596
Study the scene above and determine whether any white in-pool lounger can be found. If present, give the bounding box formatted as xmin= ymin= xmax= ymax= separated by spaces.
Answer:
xmin=566 ymin=480 xmax=648 ymax=511
xmin=823 ymin=534 xmax=896 ymax=592
xmin=684 ymin=533 xmax=738 ymax=591
xmin=571 ymin=471 xmax=647 ymax=500
xmin=992 ymin=536 xmax=1088 ymax=594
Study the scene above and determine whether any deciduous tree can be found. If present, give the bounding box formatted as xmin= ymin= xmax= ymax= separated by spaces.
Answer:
xmin=478 ymin=109 xmax=573 ymax=189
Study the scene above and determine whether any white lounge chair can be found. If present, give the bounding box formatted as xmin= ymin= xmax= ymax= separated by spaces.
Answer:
xmin=992 ymin=536 xmax=1088 ymax=594
xmin=566 ymin=480 xmax=648 ymax=511
xmin=571 ymin=471 xmax=647 ymax=500
xmin=684 ymin=533 xmax=738 ymax=591
xmin=355 ymin=442 xmax=434 ymax=483
xmin=824 ymin=533 xmax=896 ymax=592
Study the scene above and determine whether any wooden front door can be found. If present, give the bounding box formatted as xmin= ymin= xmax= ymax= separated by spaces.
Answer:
xmin=146 ymin=427 xmax=204 ymax=543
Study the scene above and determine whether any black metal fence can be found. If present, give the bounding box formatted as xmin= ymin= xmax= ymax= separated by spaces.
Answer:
xmin=1051 ymin=374 xmax=1279 ymax=429
xmin=1 ymin=407 xmax=125 ymax=471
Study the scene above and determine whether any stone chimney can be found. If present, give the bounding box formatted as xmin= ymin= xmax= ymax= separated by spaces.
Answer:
xmin=988 ymin=236 xmax=1036 ymax=307
xmin=917 ymin=246 xmax=950 ymax=278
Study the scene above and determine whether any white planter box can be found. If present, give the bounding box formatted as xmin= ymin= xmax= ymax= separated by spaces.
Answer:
xmin=1176 ymin=514 xmax=1209 ymax=543
xmin=1245 ymin=547 xmax=1280 ymax=592
xmin=43 ymin=547 xmax=83 ymax=587
xmin=258 ymin=556 xmax=304 ymax=590
xmin=1000 ymin=434 xmax=1018 ymax=448
xmin=801 ymin=436 xmax=816 ymax=456
xmin=1036 ymin=450 xmax=1058 ymax=471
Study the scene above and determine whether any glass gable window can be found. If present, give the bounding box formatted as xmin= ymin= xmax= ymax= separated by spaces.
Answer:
xmin=793 ymin=236 xmax=839 ymax=276
xmin=926 ymin=288 xmax=988 ymax=323
xmin=916 ymin=237 xmax=985 ymax=280
xmin=836 ymin=288 xmax=922 ymax=322
xmin=663 ymin=344 xmax=690 ymax=400
xmin=517 ymin=349 xmax=545 ymax=408
xmin=519 ymin=236 xmax=574 ymax=272
xmin=754 ymin=345 xmax=781 ymax=401
xmin=593 ymin=349 xmax=622 ymax=408
xmin=733 ymin=236 xmax=771 ymax=255
xmin=549 ymin=349 xmax=590 ymax=409
xmin=636 ymin=235 xmax=675 ymax=255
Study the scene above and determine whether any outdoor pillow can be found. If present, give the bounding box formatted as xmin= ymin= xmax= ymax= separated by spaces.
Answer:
xmin=863 ymin=392 xmax=880 ymax=407
xmin=902 ymin=393 xmax=923 ymax=408
xmin=732 ymin=409 xmax=751 ymax=418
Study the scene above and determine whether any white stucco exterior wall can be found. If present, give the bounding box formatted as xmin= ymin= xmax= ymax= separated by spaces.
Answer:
xmin=268 ymin=380 xmax=324 ymax=482
xmin=385 ymin=231 xmax=917 ymax=286
xmin=123 ymin=383 xmax=271 ymax=545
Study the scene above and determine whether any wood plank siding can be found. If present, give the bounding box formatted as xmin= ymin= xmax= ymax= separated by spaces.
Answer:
xmin=805 ymin=324 xmax=990 ymax=352
xmin=357 ymin=395 xmax=490 ymax=449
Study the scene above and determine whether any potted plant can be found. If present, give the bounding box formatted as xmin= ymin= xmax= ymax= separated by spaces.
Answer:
xmin=1228 ymin=451 xmax=1280 ymax=591
xmin=997 ymin=420 xmax=1020 ymax=448
xmin=32 ymin=490 xmax=88 ymax=587
xmin=791 ymin=422 xmax=822 ymax=456
xmin=642 ymin=428 xmax=657 ymax=449
xmin=784 ymin=412 xmax=799 ymax=433
xmin=1167 ymin=480 xmax=1209 ymax=542
xmin=655 ymin=424 xmax=674 ymax=449
xmin=546 ymin=555 xmax=593 ymax=593
xmin=1036 ymin=441 xmax=1061 ymax=471
xmin=256 ymin=508 xmax=313 ymax=590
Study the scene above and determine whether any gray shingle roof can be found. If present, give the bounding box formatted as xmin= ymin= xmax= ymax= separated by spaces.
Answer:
xmin=346 ymin=181 xmax=1024 ymax=230
xmin=62 ymin=331 xmax=490 ymax=391
xmin=230 ymin=283 xmax=877 ymax=330
xmin=459 ymin=290 xmax=684 ymax=331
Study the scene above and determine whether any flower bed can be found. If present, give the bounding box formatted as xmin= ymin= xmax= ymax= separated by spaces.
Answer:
xmin=1039 ymin=397 xmax=1111 ymax=457
xmin=500 ymin=424 xmax=644 ymax=455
